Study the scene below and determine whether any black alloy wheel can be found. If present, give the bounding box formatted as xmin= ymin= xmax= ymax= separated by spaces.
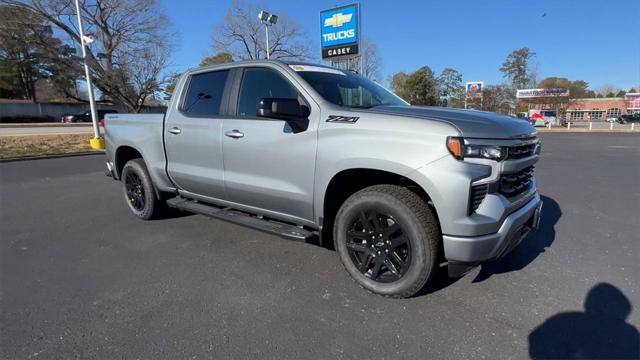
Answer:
xmin=121 ymin=158 xmax=165 ymax=220
xmin=124 ymin=171 xmax=145 ymax=211
xmin=334 ymin=184 xmax=439 ymax=298
xmin=346 ymin=210 xmax=411 ymax=283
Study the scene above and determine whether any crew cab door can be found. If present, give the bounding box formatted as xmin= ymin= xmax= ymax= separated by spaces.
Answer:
xmin=221 ymin=66 xmax=318 ymax=222
xmin=164 ymin=69 xmax=232 ymax=199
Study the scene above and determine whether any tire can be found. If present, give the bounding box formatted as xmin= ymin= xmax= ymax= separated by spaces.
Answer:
xmin=121 ymin=158 xmax=164 ymax=220
xmin=333 ymin=184 xmax=440 ymax=298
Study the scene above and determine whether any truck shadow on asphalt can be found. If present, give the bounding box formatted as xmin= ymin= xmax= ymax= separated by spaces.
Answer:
xmin=528 ymin=283 xmax=639 ymax=359
xmin=155 ymin=207 xmax=195 ymax=220
xmin=471 ymin=195 xmax=561 ymax=283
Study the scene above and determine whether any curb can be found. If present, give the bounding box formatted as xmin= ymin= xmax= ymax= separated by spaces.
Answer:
xmin=0 ymin=151 xmax=105 ymax=163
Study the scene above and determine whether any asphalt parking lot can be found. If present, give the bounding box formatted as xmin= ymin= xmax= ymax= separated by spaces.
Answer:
xmin=1 ymin=133 xmax=639 ymax=359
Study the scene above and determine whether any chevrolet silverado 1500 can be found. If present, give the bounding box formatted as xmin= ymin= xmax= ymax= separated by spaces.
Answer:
xmin=105 ymin=60 xmax=542 ymax=298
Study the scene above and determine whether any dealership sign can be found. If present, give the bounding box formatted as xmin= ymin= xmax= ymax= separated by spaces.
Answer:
xmin=320 ymin=3 xmax=360 ymax=59
xmin=516 ymin=88 xmax=570 ymax=98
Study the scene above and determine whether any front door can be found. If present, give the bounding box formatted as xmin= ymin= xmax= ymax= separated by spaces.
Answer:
xmin=165 ymin=69 xmax=232 ymax=200
xmin=222 ymin=67 xmax=318 ymax=222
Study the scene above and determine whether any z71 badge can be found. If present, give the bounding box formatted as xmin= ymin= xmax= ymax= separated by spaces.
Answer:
xmin=326 ymin=115 xmax=359 ymax=123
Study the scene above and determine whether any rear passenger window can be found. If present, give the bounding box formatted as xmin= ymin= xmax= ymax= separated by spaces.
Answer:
xmin=237 ymin=68 xmax=299 ymax=116
xmin=182 ymin=70 xmax=229 ymax=117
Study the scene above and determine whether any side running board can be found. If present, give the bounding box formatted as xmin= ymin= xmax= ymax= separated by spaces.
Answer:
xmin=166 ymin=197 xmax=315 ymax=241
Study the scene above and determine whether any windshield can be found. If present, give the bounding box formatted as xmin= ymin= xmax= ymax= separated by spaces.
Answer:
xmin=294 ymin=67 xmax=408 ymax=109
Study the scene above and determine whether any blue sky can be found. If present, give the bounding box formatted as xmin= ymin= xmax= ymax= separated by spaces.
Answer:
xmin=160 ymin=0 xmax=640 ymax=90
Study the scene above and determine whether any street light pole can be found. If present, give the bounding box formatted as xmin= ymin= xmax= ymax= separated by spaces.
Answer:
xmin=74 ymin=0 xmax=103 ymax=150
xmin=258 ymin=11 xmax=277 ymax=60
xmin=265 ymin=25 xmax=270 ymax=59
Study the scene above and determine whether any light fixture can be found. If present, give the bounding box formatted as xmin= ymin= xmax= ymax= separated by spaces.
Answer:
xmin=258 ymin=10 xmax=278 ymax=59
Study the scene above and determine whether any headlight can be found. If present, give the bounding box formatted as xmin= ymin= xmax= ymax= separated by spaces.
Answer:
xmin=446 ymin=137 xmax=506 ymax=161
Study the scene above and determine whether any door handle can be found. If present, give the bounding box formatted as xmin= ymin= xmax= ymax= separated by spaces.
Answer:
xmin=225 ymin=129 xmax=244 ymax=139
xmin=168 ymin=127 xmax=181 ymax=135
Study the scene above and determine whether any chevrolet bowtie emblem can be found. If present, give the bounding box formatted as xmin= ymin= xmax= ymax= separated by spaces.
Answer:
xmin=324 ymin=13 xmax=352 ymax=28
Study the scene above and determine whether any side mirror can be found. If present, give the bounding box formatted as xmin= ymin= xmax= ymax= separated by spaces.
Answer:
xmin=257 ymin=98 xmax=310 ymax=133
xmin=257 ymin=98 xmax=310 ymax=121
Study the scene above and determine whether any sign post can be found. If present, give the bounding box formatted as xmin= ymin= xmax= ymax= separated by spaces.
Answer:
xmin=320 ymin=3 xmax=360 ymax=67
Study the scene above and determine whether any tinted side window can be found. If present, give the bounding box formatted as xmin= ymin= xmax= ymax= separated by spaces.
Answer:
xmin=237 ymin=68 xmax=299 ymax=116
xmin=182 ymin=70 xmax=229 ymax=117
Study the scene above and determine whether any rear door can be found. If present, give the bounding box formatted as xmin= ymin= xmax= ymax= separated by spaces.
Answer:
xmin=164 ymin=68 xmax=232 ymax=200
xmin=221 ymin=66 xmax=318 ymax=222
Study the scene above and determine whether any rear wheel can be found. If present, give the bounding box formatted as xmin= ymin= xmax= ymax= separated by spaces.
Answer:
xmin=334 ymin=185 xmax=439 ymax=298
xmin=121 ymin=158 xmax=164 ymax=220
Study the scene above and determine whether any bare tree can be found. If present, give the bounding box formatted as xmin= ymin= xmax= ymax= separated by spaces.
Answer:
xmin=595 ymin=84 xmax=620 ymax=98
xmin=481 ymin=84 xmax=516 ymax=115
xmin=211 ymin=0 xmax=310 ymax=61
xmin=360 ymin=40 xmax=382 ymax=81
xmin=331 ymin=40 xmax=382 ymax=81
xmin=2 ymin=0 xmax=174 ymax=112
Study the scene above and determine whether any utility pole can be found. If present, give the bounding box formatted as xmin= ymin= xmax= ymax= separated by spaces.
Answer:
xmin=74 ymin=0 xmax=103 ymax=150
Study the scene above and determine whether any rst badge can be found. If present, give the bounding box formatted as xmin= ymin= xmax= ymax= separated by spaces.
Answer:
xmin=320 ymin=3 xmax=360 ymax=60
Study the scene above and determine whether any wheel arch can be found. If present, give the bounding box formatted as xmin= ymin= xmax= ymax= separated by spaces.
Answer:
xmin=319 ymin=167 xmax=442 ymax=248
xmin=115 ymin=145 xmax=163 ymax=200
xmin=115 ymin=145 xmax=143 ymax=178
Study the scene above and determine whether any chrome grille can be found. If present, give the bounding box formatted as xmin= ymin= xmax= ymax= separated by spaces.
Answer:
xmin=469 ymin=183 xmax=489 ymax=214
xmin=499 ymin=166 xmax=535 ymax=198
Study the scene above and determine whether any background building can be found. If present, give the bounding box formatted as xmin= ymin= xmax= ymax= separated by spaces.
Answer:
xmin=527 ymin=93 xmax=640 ymax=122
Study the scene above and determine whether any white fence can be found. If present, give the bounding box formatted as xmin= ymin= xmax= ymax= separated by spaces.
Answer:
xmin=545 ymin=122 xmax=637 ymax=131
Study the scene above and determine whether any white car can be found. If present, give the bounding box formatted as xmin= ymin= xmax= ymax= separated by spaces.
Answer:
xmin=532 ymin=118 xmax=548 ymax=127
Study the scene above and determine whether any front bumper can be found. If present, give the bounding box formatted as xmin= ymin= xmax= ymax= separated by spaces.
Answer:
xmin=443 ymin=194 xmax=542 ymax=263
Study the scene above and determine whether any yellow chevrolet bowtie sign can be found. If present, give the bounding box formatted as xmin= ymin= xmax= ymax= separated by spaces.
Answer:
xmin=324 ymin=13 xmax=353 ymax=28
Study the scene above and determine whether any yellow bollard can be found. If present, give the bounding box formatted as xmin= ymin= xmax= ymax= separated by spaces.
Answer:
xmin=89 ymin=137 xmax=105 ymax=150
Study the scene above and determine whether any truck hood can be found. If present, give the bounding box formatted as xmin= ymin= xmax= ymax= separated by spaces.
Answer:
xmin=365 ymin=106 xmax=536 ymax=139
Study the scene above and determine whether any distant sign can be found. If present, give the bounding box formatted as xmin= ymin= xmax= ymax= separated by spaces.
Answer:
xmin=466 ymin=81 xmax=483 ymax=94
xmin=320 ymin=3 xmax=360 ymax=59
xmin=516 ymin=88 xmax=570 ymax=98
xmin=625 ymin=93 xmax=640 ymax=110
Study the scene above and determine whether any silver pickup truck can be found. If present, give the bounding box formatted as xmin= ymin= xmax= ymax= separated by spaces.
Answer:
xmin=105 ymin=60 xmax=542 ymax=298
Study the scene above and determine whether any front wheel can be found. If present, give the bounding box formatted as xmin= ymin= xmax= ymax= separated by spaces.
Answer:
xmin=121 ymin=158 xmax=164 ymax=220
xmin=334 ymin=185 xmax=440 ymax=298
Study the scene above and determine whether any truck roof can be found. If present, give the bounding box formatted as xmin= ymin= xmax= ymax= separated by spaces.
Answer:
xmin=192 ymin=59 xmax=340 ymax=73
